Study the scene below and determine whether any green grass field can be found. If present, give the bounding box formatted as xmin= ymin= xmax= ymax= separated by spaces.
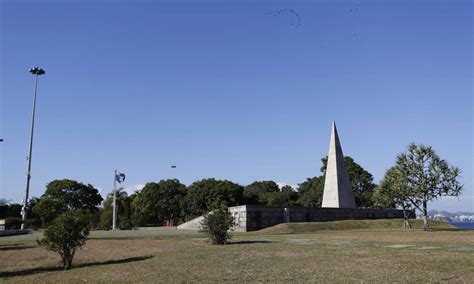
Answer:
xmin=1 ymin=220 xmax=473 ymax=282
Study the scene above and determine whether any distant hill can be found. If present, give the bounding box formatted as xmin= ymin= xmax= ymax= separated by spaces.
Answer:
xmin=428 ymin=210 xmax=474 ymax=222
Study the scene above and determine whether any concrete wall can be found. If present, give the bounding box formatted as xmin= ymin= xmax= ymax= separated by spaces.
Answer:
xmin=177 ymin=216 xmax=205 ymax=230
xmin=229 ymin=205 xmax=415 ymax=232
xmin=0 ymin=229 xmax=31 ymax=237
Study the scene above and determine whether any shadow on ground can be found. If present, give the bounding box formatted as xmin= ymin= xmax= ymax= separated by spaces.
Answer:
xmin=0 ymin=244 xmax=36 ymax=251
xmin=0 ymin=255 xmax=153 ymax=279
xmin=228 ymin=240 xmax=273 ymax=245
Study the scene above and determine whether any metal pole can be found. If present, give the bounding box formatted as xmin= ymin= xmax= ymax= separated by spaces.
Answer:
xmin=112 ymin=169 xmax=117 ymax=231
xmin=171 ymin=165 xmax=176 ymax=180
xmin=21 ymin=74 xmax=39 ymax=229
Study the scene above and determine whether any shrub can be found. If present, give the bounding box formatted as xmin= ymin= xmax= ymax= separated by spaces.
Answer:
xmin=200 ymin=207 xmax=235 ymax=245
xmin=38 ymin=210 xmax=90 ymax=269
xmin=99 ymin=207 xmax=113 ymax=230
xmin=5 ymin=217 xmax=23 ymax=230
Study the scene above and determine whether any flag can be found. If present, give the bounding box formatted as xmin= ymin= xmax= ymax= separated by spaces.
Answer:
xmin=115 ymin=171 xmax=126 ymax=183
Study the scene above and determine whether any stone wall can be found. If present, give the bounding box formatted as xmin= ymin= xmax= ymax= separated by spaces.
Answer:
xmin=229 ymin=205 xmax=415 ymax=232
xmin=0 ymin=229 xmax=31 ymax=237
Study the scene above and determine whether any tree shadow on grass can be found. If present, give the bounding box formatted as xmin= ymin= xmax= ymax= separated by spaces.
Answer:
xmin=227 ymin=240 xmax=273 ymax=245
xmin=0 ymin=244 xmax=36 ymax=251
xmin=0 ymin=255 xmax=153 ymax=279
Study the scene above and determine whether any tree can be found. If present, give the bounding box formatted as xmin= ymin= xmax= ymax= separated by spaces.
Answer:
xmin=100 ymin=188 xmax=133 ymax=229
xmin=184 ymin=178 xmax=243 ymax=218
xmin=0 ymin=202 xmax=22 ymax=219
xmin=38 ymin=210 xmax=90 ymax=269
xmin=374 ymin=167 xmax=413 ymax=229
xmin=132 ymin=179 xmax=186 ymax=226
xmin=392 ymin=144 xmax=462 ymax=230
xmin=267 ymin=185 xmax=299 ymax=206
xmin=321 ymin=156 xmax=377 ymax=207
xmin=32 ymin=179 xmax=103 ymax=226
xmin=243 ymin=181 xmax=280 ymax=205
xmin=0 ymin=199 xmax=9 ymax=218
xmin=200 ymin=207 xmax=235 ymax=245
xmin=0 ymin=198 xmax=40 ymax=229
xmin=25 ymin=197 xmax=42 ymax=228
xmin=297 ymin=176 xmax=325 ymax=207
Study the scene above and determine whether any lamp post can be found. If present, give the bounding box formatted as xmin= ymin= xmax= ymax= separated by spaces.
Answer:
xmin=171 ymin=165 xmax=176 ymax=179
xmin=21 ymin=67 xmax=45 ymax=229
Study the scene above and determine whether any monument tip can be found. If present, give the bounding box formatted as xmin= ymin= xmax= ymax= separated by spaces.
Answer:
xmin=331 ymin=120 xmax=338 ymax=135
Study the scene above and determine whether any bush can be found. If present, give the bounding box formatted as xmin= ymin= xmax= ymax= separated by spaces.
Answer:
xmin=5 ymin=217 xmax=23 ymax=230
xmin=200 ymin=207 xmax=235 ymax=245
xmin=99 ymin=207 xmax=113 ymax=230
xmin=38 ymin=211 xmax=90 ymax=269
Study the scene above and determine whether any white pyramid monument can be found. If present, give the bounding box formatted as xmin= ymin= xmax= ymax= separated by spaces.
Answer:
xmin=321 ymin=121 xmax=356 ymax=208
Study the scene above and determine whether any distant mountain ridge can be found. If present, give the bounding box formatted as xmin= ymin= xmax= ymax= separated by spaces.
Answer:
xmin=428 ymin=210 xmax=474 ymax=222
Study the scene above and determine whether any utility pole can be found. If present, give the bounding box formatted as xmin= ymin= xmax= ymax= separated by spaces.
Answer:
xmin=21 ymin=67 xmax=45 ymax=229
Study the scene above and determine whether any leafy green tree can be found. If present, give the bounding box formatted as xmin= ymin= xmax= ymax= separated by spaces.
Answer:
xmin=99 ymin=207 xmax=113 ymax=230
xmin=297 ymin=176 xmax=325 ymax=207
xmin=0 ymin=202 xmax=22 ymax=219
xmin=25 ymin=197 xmax=42 ymax=228
xmin=184 ymin=178 xmax=243 ymax=218
xmin=390 ymin=144 xmax=462 ymax=230
xmin=5 ymin=217 xmax=23 ymax=230
xmin=243 ymin=181 xmax=280 ymax=205
xmin=1 ymin=200 xmax=39 ymax=228
xmin=100 ymin=188 xmax=133 ymax=229
xmin=38 ymin=210 xmax=90 ymax=269
xmin=32 ymin=179 xmax=103 ymax=226
xmin=374 ymin=167 xmax=414 ymax=228
xmin=200 ymin=207 xmax=235 ymax=245
xmin=132 ymin=179 xmax=186 ymax=226
xmin=0 ymin=199 xmax=9 ymax=218
xmin=321 ymin=156 xmax=377 ymax=207
xmin=266 ymin=185 xmax=299 ymax=206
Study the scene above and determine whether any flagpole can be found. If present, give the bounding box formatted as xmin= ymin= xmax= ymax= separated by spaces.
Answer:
xmin=113 ymin=169 xmax=117 ymax=231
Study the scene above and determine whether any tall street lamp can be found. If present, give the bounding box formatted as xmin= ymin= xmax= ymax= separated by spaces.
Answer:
xmin=171 ymin=165 xmax=176 ymax=179
xmin=21 ymin=67 xmax=45 ymax=229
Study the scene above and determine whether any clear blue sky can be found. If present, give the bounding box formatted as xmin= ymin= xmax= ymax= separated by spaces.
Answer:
xmin=1 ymin=0 xmax=472 ymax=212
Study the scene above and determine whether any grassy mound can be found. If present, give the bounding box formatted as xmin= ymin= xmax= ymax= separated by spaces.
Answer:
xmin=257 ymin=219 xmax=454 ymax=234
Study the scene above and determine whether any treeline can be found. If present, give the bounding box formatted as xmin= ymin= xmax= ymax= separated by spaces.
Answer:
xmin=0 ymin=197 xmax=41 ymax=229
xmin=2 ymin=156 xmax=378 ymax=230
xmin=4 ymin=144 xmax=462 ymax=231
xmin=95 ymin=155 xmax=380 ymax=229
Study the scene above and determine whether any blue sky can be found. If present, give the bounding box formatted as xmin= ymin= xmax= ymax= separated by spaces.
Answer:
xmin=1 ymin=0 xmax=472 ymax=212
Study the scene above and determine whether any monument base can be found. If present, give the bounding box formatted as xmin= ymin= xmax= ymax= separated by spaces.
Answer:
xmin=229 ymin=205 xmax=415 ymax=232
xmin=0 ymin=229 xmax=31 ymax=237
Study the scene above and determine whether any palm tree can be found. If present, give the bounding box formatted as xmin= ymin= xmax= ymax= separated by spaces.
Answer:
xmin=101 ymin=188 xmax=132 ymax=229
xmin=104 ymin=188 xmax=128 ymax=208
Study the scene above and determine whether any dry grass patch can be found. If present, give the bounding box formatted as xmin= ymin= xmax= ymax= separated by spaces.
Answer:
xmin=0 ymin=225 xmax=472 ymax=282
xmin=258 ymin=219 xmax=454 ymax=234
